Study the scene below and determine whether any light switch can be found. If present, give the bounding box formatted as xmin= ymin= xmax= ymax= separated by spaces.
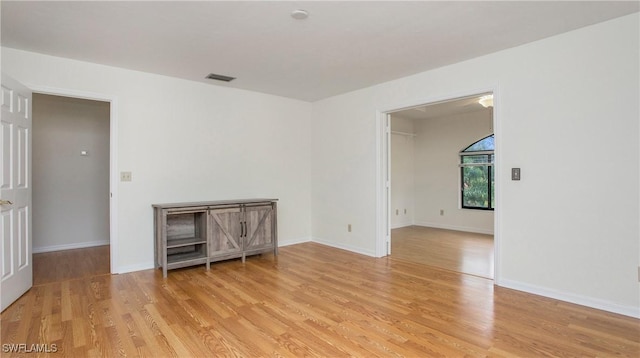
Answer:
xmin=512 ymin=168 xmax=521 ymax=181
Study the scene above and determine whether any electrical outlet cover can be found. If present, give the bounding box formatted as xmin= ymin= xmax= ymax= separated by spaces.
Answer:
xmin=120 ymin=171 xmax=132 ymax=182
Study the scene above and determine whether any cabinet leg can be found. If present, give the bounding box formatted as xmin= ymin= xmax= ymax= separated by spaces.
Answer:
xmin=206 ymin=260 xmax=210 ymax=271
xmin=242 ymin=253 xmax=246 ymax=263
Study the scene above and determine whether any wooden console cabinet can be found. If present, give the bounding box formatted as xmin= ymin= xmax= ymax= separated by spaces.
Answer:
xmin=153 ymin=199 xmax=278 ymax=277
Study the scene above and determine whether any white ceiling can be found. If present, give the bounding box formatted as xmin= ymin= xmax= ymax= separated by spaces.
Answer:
xmin=2 ymin=1 xmax=638 ymax=102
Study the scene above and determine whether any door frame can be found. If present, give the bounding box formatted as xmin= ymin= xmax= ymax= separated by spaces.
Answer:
xmin=28 ymin=85 xmax=119 ymax=274
xmin=375 ymin=86 xmax=501 ymax=284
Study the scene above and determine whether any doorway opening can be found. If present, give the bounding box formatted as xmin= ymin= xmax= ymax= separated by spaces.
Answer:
xmin=31 ymin=94 xmax=111 ymax=284
xmin=29 ymin=86 xmax=119 ymax=279
xmin=377 ymin=91 xmax=499 ymax=280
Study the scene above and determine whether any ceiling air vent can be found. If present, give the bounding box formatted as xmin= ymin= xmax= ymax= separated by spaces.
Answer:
xmin=205 ymin=73 xmax=235 ymax=82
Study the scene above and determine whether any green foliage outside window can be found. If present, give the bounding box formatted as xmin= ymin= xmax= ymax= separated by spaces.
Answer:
xmin=462 ymin=165 xmax=490 ymax=208
xmin=460 ymin=135 xmax=494 ymax=210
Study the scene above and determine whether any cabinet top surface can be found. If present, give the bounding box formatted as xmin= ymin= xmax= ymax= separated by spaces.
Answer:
xmin=152 ymin=198 xmax=278 ymax=209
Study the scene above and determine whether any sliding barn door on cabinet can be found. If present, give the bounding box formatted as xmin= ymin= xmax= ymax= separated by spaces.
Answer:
xmin=208 ymin=206 xmax=243 ymax=260
xmin=244 ymin=204 xmax=276 ymax=254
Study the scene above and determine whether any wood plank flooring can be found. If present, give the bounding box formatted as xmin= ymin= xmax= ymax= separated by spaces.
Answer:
xmin=32 ymin=245 xmax=110 ymax=286
xmin=392 ymin=226 xmax=494 ymax=279
xmin=2 ymin=242 xmax=638 ymax=357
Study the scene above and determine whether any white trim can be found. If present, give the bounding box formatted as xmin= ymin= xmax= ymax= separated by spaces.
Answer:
xmin=374 ymin=111 xmax=386 ymax=257
xmin=413 ymin=222 xmax=494 ymax=235
xmin=390 ymin=222 xmax=414 ymax=229
xmin=278 ymin=237 xmax=312 ymax=247
xmin=33 ymin=241 xmax=109 ymax=254
xmin=377 ymin=90 xmax=494 ymax=115
xmin=492 ymin=90 xmax=502 ymax=285
xmin=376 ymin=86 xmax=500 ymax=281
xmin=499 ymin=279 xmax=640 ymax=319
xmin=312 ymin=237 xmax=377 ymax=257
xmin=27 ymin=84 xmax=119 ymax=274
xmin=385 ymin=114 xmax=391 ymax=256
xmin=118 ymin=262 xmax=155 ymax=275
xmin=391 ymin=130 xmax=416 ymax=137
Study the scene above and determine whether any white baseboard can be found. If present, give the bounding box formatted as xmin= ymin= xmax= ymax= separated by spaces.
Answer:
xmin=499 ymin=279 xmax=640 ymax=319
xmin=414 ymin=221 xmax=494 ymax=235
xmin=116 ymin=262 xmax=156 ymax=275
xmin=391 ymin=222 xmax=413 ymax=229
xmin=278 ymin=236 xmax=312 ymax=247
xmin=311 ymin=237 xmax=376 ymax=257
xmin=33 ymin=240 xmax=110 ymax=254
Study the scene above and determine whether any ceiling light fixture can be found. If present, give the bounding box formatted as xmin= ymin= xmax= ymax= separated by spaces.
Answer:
xmin=291 ymin=9 xmax=309 ymax=20
xmin=478 ymin=95 xmax=494 ymax=108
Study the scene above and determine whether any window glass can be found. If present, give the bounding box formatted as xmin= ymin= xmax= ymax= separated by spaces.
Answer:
xmin=462 ymin=135 xmax=494 ymax=152
xmin=462 ymin=166 xmax=490 ymax=208
xmin=460 ymin=135 xmax=494 ymax=210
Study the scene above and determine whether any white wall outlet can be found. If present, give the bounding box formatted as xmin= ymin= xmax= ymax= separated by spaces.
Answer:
xmin=120 ymin=171 xmax=132 ymax=182
xmin=395 ymin=209 xmax=399 ymax=215
xmin=440 ymin=209 xmax=444 ymax=216
xmin=348 ymin=224 xmax=352 ymax=232
xmin=404 ymin=209 xmax=407 ymax=214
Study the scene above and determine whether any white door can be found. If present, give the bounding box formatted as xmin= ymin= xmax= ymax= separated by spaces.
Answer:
xmin=1 ymin=74 xmax=32 ymax=311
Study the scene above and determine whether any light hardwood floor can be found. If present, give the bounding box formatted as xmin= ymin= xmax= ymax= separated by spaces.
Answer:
xmin=1 ymin=242 xmax=638 ymax=357
xmin=391 ymin=226 xmax=494 ymax=279
xmin=32 ymin=245 xmax=110 ymax=286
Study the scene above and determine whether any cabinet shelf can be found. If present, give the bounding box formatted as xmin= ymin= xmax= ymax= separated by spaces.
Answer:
xmin=167 ymin=237 xmax=207 ymax=249
xmin=167 ymin=251 xmax=208 ymax=265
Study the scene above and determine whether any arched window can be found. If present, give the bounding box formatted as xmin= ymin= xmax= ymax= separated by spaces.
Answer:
xmin=460 ymin=135 xmax=494 ymax=210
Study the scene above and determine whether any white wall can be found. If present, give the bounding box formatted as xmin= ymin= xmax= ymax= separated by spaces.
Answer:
xmin=2 ymin=12 xmax=638 ymax=318
xmin=412 ymin=110 xmax=494 ymax=234
xmin=390 ymin=117 xmax=414 ymax=228
xmin=311 ymin=14 xmax=639 ymax=316
xmin=32 ymin=94 xmax=110 ymax=252
xmin=2 ymin=47 xmax=313 ymax=272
